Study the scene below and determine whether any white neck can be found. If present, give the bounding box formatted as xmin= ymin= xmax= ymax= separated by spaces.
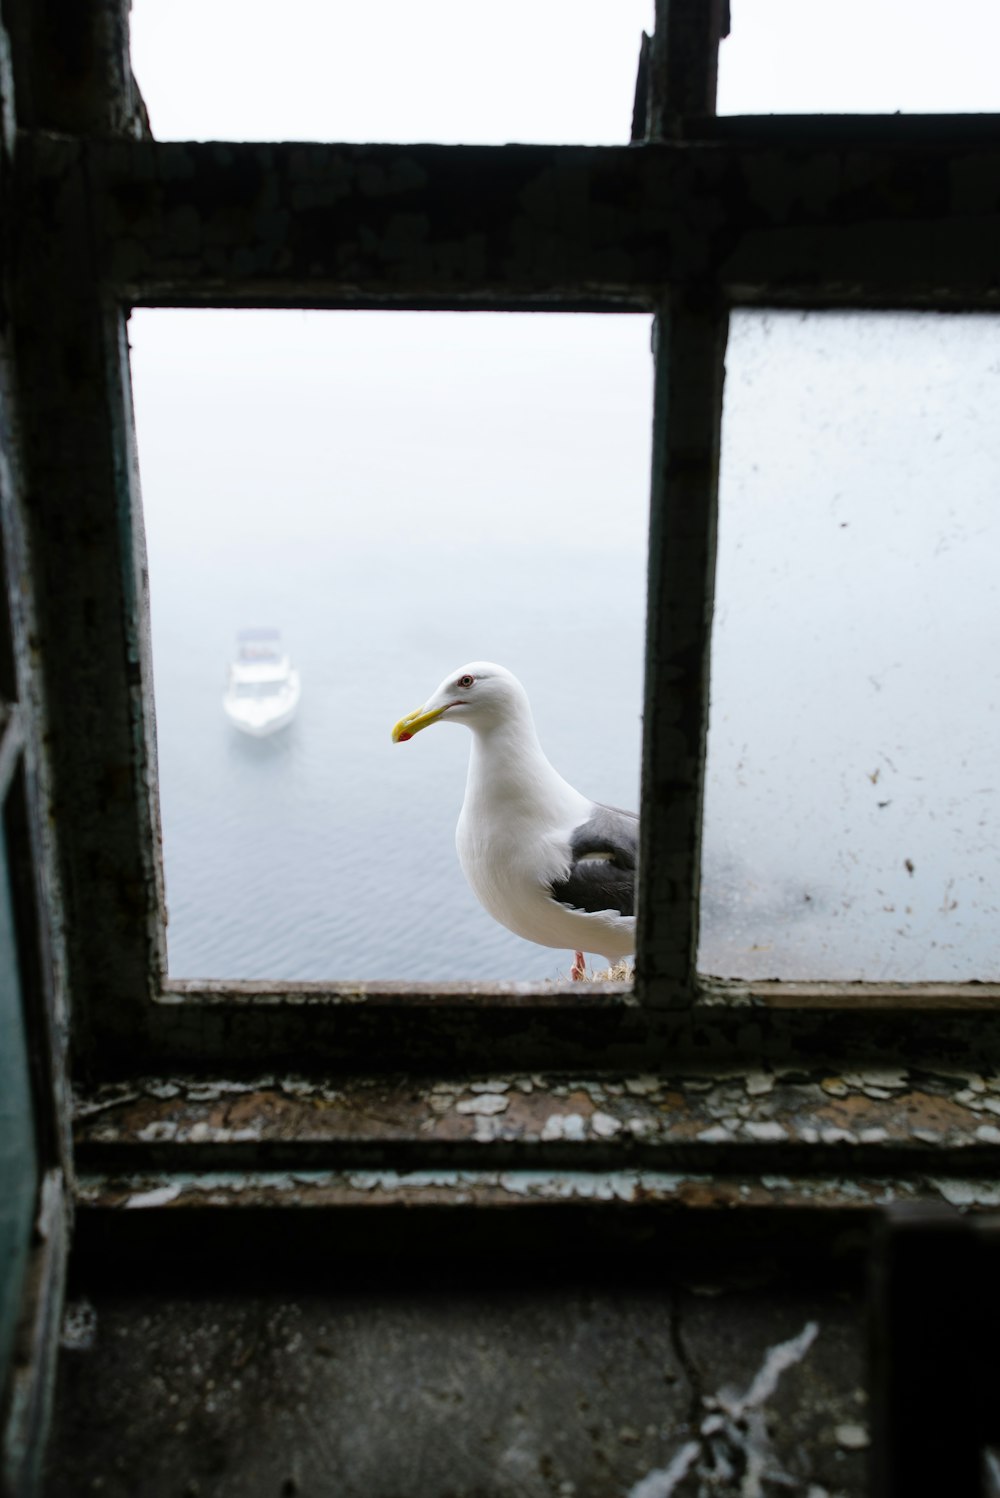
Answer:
xmin=463 ymin=707 xmax=587 ymax=827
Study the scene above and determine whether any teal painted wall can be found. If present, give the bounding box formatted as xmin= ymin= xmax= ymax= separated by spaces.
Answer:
xmin=0 ymin=819 xmax=38 ymax=1394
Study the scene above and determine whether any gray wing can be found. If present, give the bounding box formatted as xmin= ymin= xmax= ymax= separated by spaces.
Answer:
xmin=548 ymin=803 xmax=637 ymax=918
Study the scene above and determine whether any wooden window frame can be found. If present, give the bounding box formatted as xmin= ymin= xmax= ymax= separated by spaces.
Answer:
xmin=5 ymin=0 xmax=1000 ymax=1092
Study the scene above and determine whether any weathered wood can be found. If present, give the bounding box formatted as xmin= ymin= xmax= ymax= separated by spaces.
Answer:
xmin=727 ymin=980 xmax=1000 ymax=1011
xmin=81 ymin=984 xmax=1000 ymax=1077
xmin=645 ymin=0 xmax=730 ymax=135
xmin=70 ymin=1065 xmax=1000 ymax=1179
xmin=4 ymin=0 xmax=146 ymax=137
xmin=15 ymin=123 xmax=1000 ymax=310
xmin=69 ymin=1169 xmax=969 ymax=1217
xmin=638 ymin=299 xmax=727 ymax=1003
xmin=11 ymin=138 xmax=164 ymax=1068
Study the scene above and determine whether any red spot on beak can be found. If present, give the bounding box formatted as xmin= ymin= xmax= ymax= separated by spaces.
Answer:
xmin=399 ymin=732 xmax=412 ymax=741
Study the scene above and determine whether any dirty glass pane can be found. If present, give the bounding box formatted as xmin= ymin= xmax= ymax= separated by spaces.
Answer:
xmin=129 ymin=0 xmax=653 ymax=145
xmin=719 ymin=0 xmax=1000 ymax=115
xmin=131 ymin=311 xmax=650 ymax=982
xmin=700 ymin=311 xmax=1000 ymax=981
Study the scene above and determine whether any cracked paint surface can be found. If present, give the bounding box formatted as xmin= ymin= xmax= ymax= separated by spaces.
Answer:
xmin=74 ymin=1065 xmax=1000 ymax=1166
xmin=74 ymin=1167 xmax=938 ymax=1215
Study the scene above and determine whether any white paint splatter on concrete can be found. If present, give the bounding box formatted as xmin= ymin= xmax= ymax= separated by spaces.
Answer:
xmin=629 ymin=1320 xmax=821 ymax=1498
xmin=628 ymin=1440 xmax=701 ymax=1497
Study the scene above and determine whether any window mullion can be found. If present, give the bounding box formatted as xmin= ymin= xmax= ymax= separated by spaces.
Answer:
xmin=645 ymin=0 xmax=729 ymax=135
xmin=12 ymin=162 xmax=161 ymax=1072
xmin=637 ymin=299 xmax=727 ymax=1007
xmin=4 ymin=0 xmax=145 ymax=137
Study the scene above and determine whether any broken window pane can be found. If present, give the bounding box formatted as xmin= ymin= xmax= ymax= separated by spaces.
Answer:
xmin=719 ymin=0 xmax=1000 ymax=115
xmin=129 ymin=0 xmax=653 ymax=145
xmin=700 ymin=310 xmax=1000 ymax=981
xmin=130 ymin=310 xmax=650 ymax=981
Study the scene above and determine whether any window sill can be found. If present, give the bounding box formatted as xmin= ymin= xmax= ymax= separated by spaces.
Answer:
xmin=68 ymin=1065 xmax=1000 ymax=1277
xmin=92 ymin=980 xmax=1000 ymax=1078
xmin=74 ymin=1065 xmax=1000 ymax=1189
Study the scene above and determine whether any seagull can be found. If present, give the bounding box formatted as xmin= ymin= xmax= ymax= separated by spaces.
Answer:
xmin=391 ymin=661 xmax=636 ymax=978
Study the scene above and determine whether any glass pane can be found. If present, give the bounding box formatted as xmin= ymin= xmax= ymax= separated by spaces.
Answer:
xmin=131 ymin=311 xmax=651 ymax=981
xmin=701 ymin=310 xmax=1000 ymax=981
xmin=130 ymin=0 xmax=653 ymax=145
xmin=719 ymin=0 xmax=1000 ymax=115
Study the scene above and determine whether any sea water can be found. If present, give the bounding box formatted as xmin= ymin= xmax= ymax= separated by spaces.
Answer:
xmin=149 ymin=535 xmax=646 ymax=982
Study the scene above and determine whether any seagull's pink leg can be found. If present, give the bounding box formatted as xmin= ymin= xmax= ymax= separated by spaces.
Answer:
xmin=570 ymin=951 xmax=586 ymax=981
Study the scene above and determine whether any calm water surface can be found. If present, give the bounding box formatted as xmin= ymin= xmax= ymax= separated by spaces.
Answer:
xmin=149 ymin=539 xmax=646 ymax=982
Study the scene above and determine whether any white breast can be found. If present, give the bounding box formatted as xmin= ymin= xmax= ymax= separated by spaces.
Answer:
xmin=449 ymin=680 xmax=635 ymax=962
xmin=457 ymin=763 xmax=634 ymax=958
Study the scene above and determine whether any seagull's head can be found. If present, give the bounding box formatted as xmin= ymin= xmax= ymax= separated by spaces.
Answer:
xmin=392 ymin=661 xmax=528 ymax=742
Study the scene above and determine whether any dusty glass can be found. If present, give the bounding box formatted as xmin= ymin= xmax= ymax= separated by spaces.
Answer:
xmin=719 ymin=0 xmax=1000 ymax=116
xmin=700 ymin=310 xmax=1000 ymax=982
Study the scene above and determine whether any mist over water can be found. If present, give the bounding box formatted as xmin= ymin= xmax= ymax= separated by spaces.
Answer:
xmin=134 ymin=309 xmax=1000 ymax=985
xmin=149 ymin=536 xmax=646 ymax=982
xmin=136 ymin=312 xmax=650 ymax=982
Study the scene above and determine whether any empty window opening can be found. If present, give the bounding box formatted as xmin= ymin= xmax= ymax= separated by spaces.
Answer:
xmin=129 ymin=0 xmax=654 ymax=145
xmin=718 ymin=0 xmax=1000 ymax=115
xmin=130 ymin=310 xmax=652 ymax=982
xmin=700 ymin=310 xmax=1000 ymax=982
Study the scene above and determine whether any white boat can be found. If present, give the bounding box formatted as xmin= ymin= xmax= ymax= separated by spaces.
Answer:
xmin=223 ymin=629 xmax=301 ymax=737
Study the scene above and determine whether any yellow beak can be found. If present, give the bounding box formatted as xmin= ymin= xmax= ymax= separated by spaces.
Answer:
xmin=391 ymin=704 xmax=448 ymax=743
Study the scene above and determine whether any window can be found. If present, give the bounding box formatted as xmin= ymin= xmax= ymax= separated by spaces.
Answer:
xmin=129 ymin=309 xmax=651 ymax=984
xmin=129 ymin=0 xmax=655 ymax=145
xmin=9 ymin=5 xmax=1000 ymax=1491
xmin=8 ymin=0 xmax=1000 ymax=1076
xmin=3 ymin=0 xmax=999 ymax=1245
xmin=702 ymin=310 xmax=1000 ymax=983
xmin=718 ymin=0 xmax=1000 ymax=115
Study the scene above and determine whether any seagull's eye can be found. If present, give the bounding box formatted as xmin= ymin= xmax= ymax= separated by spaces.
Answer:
xmin=458 ymin=674 xmax=475 ymax=689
